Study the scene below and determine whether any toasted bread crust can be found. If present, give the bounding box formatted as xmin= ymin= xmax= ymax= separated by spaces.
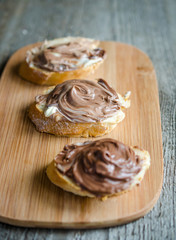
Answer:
xmin=28 ymin=103 xmax=123 ymax=137
xmin=46 ymin=147 xmax=150 ymax=200
xmin=19 ymin=60 xmax=104 ymax=85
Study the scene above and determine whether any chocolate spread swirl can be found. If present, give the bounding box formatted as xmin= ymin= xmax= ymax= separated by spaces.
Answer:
xmin=54 ymin=139 xmax=142 ymax=197
xmin=36 ymin=79 xmax=121 ymax=123
xmin=29 ymin=39 xmax=105 ymax=72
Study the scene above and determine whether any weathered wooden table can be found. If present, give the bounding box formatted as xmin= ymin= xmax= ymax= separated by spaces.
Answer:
xmin=0 ymin=0 xmax=175 ymax=239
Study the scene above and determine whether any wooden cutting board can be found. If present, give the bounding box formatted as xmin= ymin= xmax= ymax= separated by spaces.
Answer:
xmin=0 ymin=41 xmax=163 ymax=228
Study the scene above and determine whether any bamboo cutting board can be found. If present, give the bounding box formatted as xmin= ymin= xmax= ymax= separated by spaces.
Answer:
xmin=0 ymin=41 xmax=163 ymax=228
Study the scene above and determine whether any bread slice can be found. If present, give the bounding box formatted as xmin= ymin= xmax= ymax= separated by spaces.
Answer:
xmin=28 ymin=81 xmax=130 ymax=138
xmin=19 ymin=37 xmax=106 ymax=85
xmin=46 ymin=144 xmax=150 ymax=200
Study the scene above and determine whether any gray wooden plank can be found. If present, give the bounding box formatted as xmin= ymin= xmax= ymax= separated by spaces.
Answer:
xmin=0 ymin=0 xmax=175 ymax=239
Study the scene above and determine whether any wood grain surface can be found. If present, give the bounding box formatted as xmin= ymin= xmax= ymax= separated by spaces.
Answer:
xmin=0 ymin=0 xmax=175 ymax=239
xmin=0 ymin=41 xmax=163 ymax=228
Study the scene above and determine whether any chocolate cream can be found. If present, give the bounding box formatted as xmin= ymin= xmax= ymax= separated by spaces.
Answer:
xmin=54 ymin=139 xmax=142 ymax=197
xmin=27 ymin=38 xmax=105 ymax=72
xmin=36 ymin=79 xmax=121 ymax=123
